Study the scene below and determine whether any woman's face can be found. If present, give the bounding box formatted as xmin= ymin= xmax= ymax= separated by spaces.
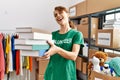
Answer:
xmin=54 ymin=10 xmax=69 ymax=26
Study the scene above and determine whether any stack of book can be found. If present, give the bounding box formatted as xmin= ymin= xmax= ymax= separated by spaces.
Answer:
xmin=15 ymin=27 xmax=52 ymax=57
xmin=103 ymin=19 xmax=120 ymax=29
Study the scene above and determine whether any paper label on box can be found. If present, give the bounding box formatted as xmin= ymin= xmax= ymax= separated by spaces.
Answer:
xmin=70 ymin=7 xmax=76 ymax=16
xmin=98 ymin=33 xmax=111 ymax=46
xmin=95 ymin=78 xmax=103 ymax=80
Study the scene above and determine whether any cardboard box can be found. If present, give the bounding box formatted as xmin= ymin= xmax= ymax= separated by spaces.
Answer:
xmin=88 ymin=49 xmax=97 ymax=58
xmin=82 ymin=62 xmax=87 ymax=74
xmin=77 ymin=24 xmax=88 ymax=38
xmin=69 ymin=5 xmax=77 ymax=18
xmin=80 ymin=17 xmax=89 ymax=25
xmin=38 ymin=59 xmax=49 ymax=75
xmin=89 ymin=71 xmax=120 ymax=80
xmin=88 ymin=49 xmax=120 ymax=59
xmin=87 ymin=0 xmax=120 ymax=14
xmin=76 ymin=1 xmax=87 ymax=16
xmin=69 ymin=1 xmax=87 ymax=18
xmin=76 ymin=56 xmax=87 ymax=71
xmin=36 ymin=74 xmax=44 ymax=80
xmin=95 ymin=29 xmax=120 ymax=48
xmin=76 ymin=56 xmax=82 ymax=71
xmin=77 ymin=17 xmax=98 ymax=39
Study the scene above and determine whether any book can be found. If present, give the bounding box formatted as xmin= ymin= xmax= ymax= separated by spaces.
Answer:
xmin=16 ymin=27 xmax=51 ymax=34
xmin=103 ymin=24 xmax=120 ymax=29
xmin=103 ymin=27 xmax=120 ymax=29
xmin=18 ymin=32 xmax=52 ymax=40
xmin=20 ymin=49 xmax=48 ymax=57
xmin=15 ymin=45 xmax=50 ymax=50
xmin=15 ymin=39 xmax=49 ymax=45
xmin=103 ymin=20 xmax=120 ymax=25
xmin=104 ymin=24 xmax=120 ymax=27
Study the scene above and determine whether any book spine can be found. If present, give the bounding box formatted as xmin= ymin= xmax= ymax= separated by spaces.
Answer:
xmin=32 ymin=45 xmax=50 ymax=50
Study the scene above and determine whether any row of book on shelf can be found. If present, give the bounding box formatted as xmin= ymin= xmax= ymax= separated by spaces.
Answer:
xmin=103 ymin=19 xmax=120 ymax=29
xmin=15 ymin=27 xmax=52 ymax=57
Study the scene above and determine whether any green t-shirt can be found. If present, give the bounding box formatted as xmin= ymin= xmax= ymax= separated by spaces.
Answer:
xmin=44 ymin=29 xmax=84 ymax=80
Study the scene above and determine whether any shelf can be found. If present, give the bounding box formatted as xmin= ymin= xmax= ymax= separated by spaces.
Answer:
xmin=70 ymin=5 xmax=120 ymax=80
xmin=90 ymin=44 xmax=120 ymax=52
xmin=78 ymin=54 xmax=88 ymax=60
xmin=70 ymin=14 xmax=89 ymax=20
xmin=89 ymin=39 xmax=120 ymax=52
xmin=70 ymin=7 xmax=120 ymax=20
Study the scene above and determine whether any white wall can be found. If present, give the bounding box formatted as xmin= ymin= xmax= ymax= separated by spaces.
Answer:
xmin=0 ymin=0 xmax=84 ymax=32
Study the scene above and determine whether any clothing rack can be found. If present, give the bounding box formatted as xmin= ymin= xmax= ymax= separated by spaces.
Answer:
xmin=0 ymin=30 xmax=30 ymax=80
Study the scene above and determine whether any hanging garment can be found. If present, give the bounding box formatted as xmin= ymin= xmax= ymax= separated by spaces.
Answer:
xmin=14 ymin=34 xmax=22 ymax=75
xmin=11 ymin=35 xmax=16 ymax=70
xmin=8 ymin=35 xmax=13 ymax=72
xmin=5 ymin=35 xmax=10 ymax=74
xmin=0 ymin=33 xmax=5 ymax=79
xmin=2 ymin=35 xmax=6 ymax=73
xmin=16 ymin=50 xmax=20 ymax=75
xmin=23 ymin=56 xmax=30 ymax=70
xmin=29 ymin=57 xmax=32 ymax=72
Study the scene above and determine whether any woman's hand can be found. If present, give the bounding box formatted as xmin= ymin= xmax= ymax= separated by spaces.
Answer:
xmin=43 ymin=40 xmax=59 ymax=58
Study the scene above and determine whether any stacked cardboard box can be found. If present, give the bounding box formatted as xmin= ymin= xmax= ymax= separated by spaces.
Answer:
xmin=69 ymin=0 xmax=120 ymax=17
xmin=76 ymin=56 xmax=87 ymax=74
xmin=95 ymin=29 xmax=120 ymax=48
xmin=87 ymin=0 xmax=120 ymax=14
xmin=77 ymin=17 xmax=98 ymax=39
xmin=69 ymin=0 xmax=87 ymax=18
xmin=36 ymin=58 xmax=49 ymax=80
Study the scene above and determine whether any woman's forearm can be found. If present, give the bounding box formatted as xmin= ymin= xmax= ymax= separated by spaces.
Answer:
xmin=57 ymin=44 xmax=80 ymax=61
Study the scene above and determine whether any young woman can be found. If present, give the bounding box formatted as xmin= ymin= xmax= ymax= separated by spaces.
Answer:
xmin=44 ymin=6 xmax=84 ymax=80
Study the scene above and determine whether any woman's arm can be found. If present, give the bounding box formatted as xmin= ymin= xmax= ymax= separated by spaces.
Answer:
xmin=44 ymin=40 xmax=80 ymax=61
xmin=57 ymin=44 xmax=80 ymax=61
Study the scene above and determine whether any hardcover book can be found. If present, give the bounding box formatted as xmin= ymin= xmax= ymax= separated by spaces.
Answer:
xmin=15 ymin=45 xmax=50 ymax=50
xmin=15 ymin=39 xmax=49 ymax=45
xmin=20 ymin=49 xmax=48 ymax=57
xmin=16 ymin=27 xmax=51 ymax=34
xmin=18 ymin=32 xmax=52 ymax=40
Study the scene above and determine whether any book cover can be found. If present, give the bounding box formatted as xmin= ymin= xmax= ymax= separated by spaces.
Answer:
xmin=18 ymin=32 xmax=52 ymax=40
xmin=15 ymin=39 xmax=49 ymax=45
xmin=20 ymin=49 xmax=48 ymax=57
xmin=15 ymin=45 xmax=50 ymax=50
xmin=16 ymin=27 xmax=51 ymax=34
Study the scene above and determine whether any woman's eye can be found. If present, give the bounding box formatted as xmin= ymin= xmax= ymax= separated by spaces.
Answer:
xmin=54 ymin=14 xmax=57 ymax=17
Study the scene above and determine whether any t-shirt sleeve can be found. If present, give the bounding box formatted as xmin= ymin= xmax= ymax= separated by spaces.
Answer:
xmin=73 ymin=31 xmax=84 ymax=47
